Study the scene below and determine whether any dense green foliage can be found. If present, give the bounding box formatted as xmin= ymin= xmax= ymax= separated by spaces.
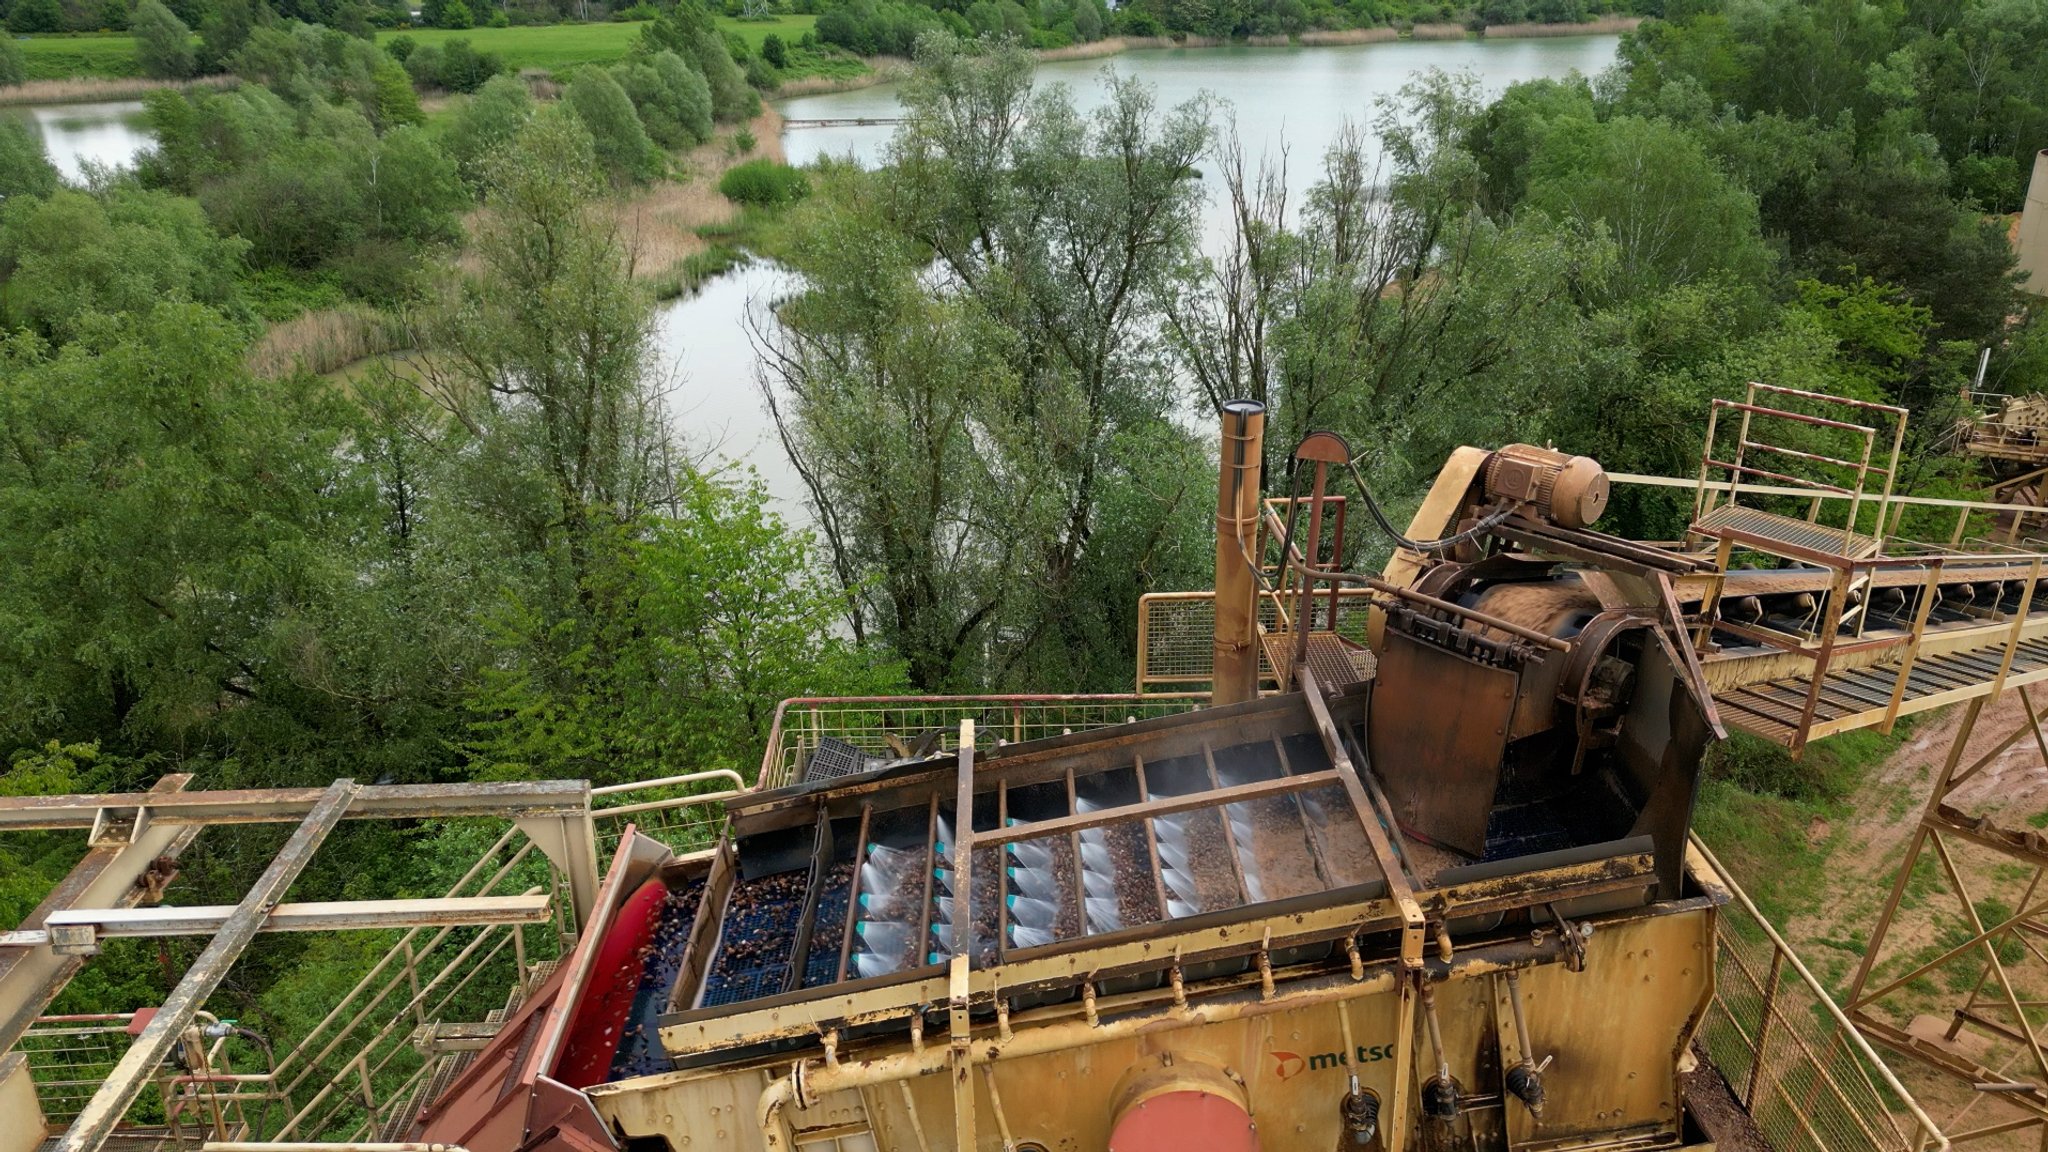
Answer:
xmin=717 ymin=156 xmax=806 ymax=204
xmin=802 ymin=0 xmax=1641 ymax=51
xmin=131 ymin=0 xmax=196 ymax=76
xmin=0 ymin=120 xmax=59 ymax=200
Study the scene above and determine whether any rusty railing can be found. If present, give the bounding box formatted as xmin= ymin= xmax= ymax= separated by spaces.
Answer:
xmin=758 ymin=694 xmax=1213 ymax=790
xmin=1694 ymin=835 xmax=1947 ymax=1152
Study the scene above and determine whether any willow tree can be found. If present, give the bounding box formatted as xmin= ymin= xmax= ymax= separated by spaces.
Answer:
xmin=760 ymin=34 xmax=1216 ymax=691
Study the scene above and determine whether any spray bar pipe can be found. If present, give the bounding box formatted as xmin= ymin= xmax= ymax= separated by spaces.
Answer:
xmin=1256 ymin=509 xmax=1572 ymax=654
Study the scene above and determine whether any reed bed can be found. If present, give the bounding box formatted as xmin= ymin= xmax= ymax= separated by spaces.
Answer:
xmin=248 ymin=305 xmax=408 ymax=379
xmin=0 ymin=74 xmax=233 ymax=106
xmin=1298 ymin=27 xmax=1399 ymax=44
xmin=773 ymin=58 xmax=910 ymax=97
xmin=608 ymin=106 xmax=784 ymax=292
xmin=1481 ymin=16 xmax=1640 ymax=36
xmin=1408 ymin=22 xmax=1468 ymax=39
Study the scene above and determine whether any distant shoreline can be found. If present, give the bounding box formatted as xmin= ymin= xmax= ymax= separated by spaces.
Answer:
xmin=773 ymin=18 xmax=1640 ymax=99
xmin=0 ymin=16 xmax=1635 ymax=107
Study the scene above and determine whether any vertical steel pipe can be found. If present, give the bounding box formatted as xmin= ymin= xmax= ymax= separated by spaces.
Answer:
xmin=1213 ymin=401 xmax=1267 ymax=705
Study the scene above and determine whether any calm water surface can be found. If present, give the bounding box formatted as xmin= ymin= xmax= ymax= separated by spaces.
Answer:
xmin=3 ymin=100 xmax=150 ymax=183
xmin=673 ymin=35 xmax=1621 ymax=516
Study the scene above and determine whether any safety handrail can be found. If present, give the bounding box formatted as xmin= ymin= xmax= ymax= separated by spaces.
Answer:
xmin=1692 ymin=834 xmax=1948 ymax=1152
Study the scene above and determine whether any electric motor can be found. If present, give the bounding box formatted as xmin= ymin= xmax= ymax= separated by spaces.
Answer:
xmin=1482 ymin=444 xmax=1610 ymax=530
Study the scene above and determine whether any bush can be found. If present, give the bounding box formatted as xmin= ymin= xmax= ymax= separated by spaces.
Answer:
xmin=403 ymin=42 xmax=443 ymax=86
xmin=488 ymin=8 xmax=509 ymax=25
xmin=613 ymin=1 xmax=660 ymax=17
xmin=436 ymin=37 xmax=502 ymax=91
xmin=717 ymin=158 xmax=807 ymax=206
xmin=385 ymin=32 xmax=417 ymax=60
xmin=565 ymin=67 xmax=662 ymax=183
xmin=743 ymin=55 xmax=776 ymax=89
xmin=760 ymin=32 xmax=785 ymax=67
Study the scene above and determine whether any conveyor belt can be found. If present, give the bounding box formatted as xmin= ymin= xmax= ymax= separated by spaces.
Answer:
xmin=1714 ymin=637 xmax=2048 ymax=745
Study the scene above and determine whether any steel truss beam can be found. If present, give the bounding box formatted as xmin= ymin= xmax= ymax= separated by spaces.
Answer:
xmin=0 ymin=894 xmax=552 ymax=949
xmin=0 ymin=774 xmax=202 ymax=1055
xmin=0 ymin=779 xmax=591 ymax=831
xmin=1847 ymin=690 xmax=2048 ymax=1144
xmin=58 ymin=779 xmax=360 ymax=1152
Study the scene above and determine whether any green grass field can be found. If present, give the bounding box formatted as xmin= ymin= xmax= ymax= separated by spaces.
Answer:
xmin=17 ymin=34 xmax=145 ymax=81
xmin=12 ymin=15 xmax=818 ymax=82
xmin=381 ymin=14 xmax=817 ymax=67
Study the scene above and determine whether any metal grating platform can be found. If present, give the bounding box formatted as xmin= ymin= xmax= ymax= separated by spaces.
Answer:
xmin=1716 ymin=637 xmax=2048 ymax=745
xmin=804 ymin=737 xmax=875 ymax=782
xmin=1305 ymin=632 xmax=1376 ymax=690
xmin=1695 ymin=504 xmax=1878 ymax=559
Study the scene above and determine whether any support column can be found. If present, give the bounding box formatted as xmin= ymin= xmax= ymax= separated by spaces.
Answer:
xmin=1213 ymin=399 xmax=1267 ymax=706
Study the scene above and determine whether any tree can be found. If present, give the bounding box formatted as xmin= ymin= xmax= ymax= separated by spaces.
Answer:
xmin=434 ymin=37 xmax=501 ymax=92
xmin=442 ymin=72 xmax=534 ymax=190
xmin=0 ymin=304 xmax=386 ymax=758
xmin=444 ymin=70 xmax=532 ymax=188
xmin=762 ymin=37 xmax=1216 ymax=688
xmin=133 ymin=0 xmax=198 ymax=77
xmin=464 ymin=473 xmax=904 ymax=780
xmin=371 ymin=58 xmax=423 ymax=128
xmin=7 ymin=0 xmax=65 ymax=33
xmin=0 ymin=120 xmax=58 ymax=202
xmin=197 ymin=0 xmax=262 ymax=73
xmin=420 ymin=108 xmax=673 ymax=546
xmin=362 ymin=124 xmax=465 ymax=246
xmin=1524 ymin=114 xmax=1774 ymax=308
xmin=0 ymin=32 xmax=26 ymax=85
xmin=1071 ymin=0 xmax=1100 ymax=40
xmin=614 ymin=52 xmax=714 ymax=150
xmin=0 ymin=188 xmax=249 ymax=341
xmin=760 ymin=31 xmax=786 ymax=68
xmin=638 ymin=0 xmax=757 ymax=123
xmin=439 ymin=0 xmax=474 ymax=27
xmin=565 ymin=68 xmax=662 ymax=184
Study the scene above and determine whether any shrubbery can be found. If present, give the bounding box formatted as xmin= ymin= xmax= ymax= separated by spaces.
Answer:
xmin=613 ymin=50 xmax=715 ymax=149
xmin=717 ymin=158 xmax=808 ymax=206
xmin=132 ymin=0 xmax=197 ymax=79
xmin=442 ymin=72 xmax=535 ymax=188
xmin=566 ymin=67 xmax=663 ymax=183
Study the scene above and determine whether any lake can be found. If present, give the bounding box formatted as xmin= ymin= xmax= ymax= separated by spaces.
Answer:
xmin=1 ymin=100 xmax=150 ymax=184
xmin=665 ymin=34 xmax=1622 ymax=516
